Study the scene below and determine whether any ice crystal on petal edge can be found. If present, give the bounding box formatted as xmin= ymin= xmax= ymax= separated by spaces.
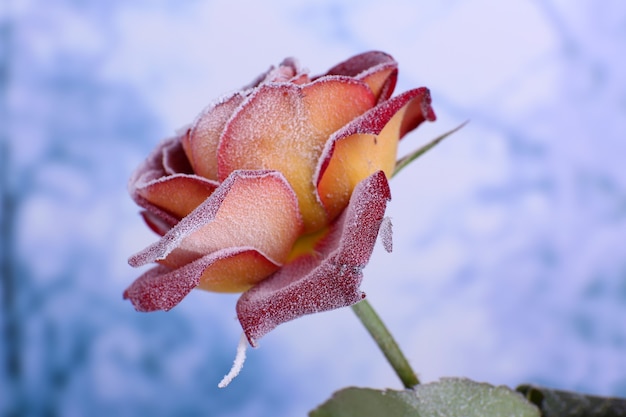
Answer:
xmin=218 ymin=333 xmax=249 ymax=388
xmin=380 ymin=216 xmax=393 ymax=253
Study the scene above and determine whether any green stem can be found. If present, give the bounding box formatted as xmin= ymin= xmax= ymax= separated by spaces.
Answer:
xmin=351 ymin=299 xmax=419 ymax=388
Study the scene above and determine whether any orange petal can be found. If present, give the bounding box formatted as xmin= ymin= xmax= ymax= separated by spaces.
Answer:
xmin=218 ymin=78 xmax=375 ymax=232
xmin=359 ymin=65 xmax=397 ymax=104
xmin=196 ymin=249 xmax=280 ymax=293
xmin=185 ymin=92 xmax=246 ymax=180
xmin=320 ymin=51 xmax=398 ymax=102
xmin=316 ymin=88 xmax=436 ymax=220
xmin=130 ymin=135 xmax=214 ymax=221
xmin=129 ymin=170 xmax=303 ymax=271
xmin=135 ymin=174 xmax=218 ymax=219
xmin=124 ymin=247 xmax=280 ymax=311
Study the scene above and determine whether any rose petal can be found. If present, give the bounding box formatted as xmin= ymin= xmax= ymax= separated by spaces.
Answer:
xmin=124 ymin=264 xmax=194 ymax=312
xmin=129 ymin=135 xmax=217 ymax=221
xmin=315 ymin=88 xmax=436 ymax=220
xmin=196 ymin=249 xmax=281 ymax=293
xmin=135 ymin=174 xmax=218 ymax=219
xmin=129 ymin=136 xmax=184 ymax=196
xmin=162 ymin=133 xmax=194 ymax=175
xmin=124 ymin=247 xmax=281 ymax=312
xmin=140 ymin=210 xmax=176 ymax=236
xmin=244 ymin=57 xmax=310 ymax=89
xmin=236 ymin=170 xmax=391 ymax=346
xmin=185 ymin=91 xmax=246 ymax=180
xmin=128 ymin=170 xmax=303 ymax=271
xmin=262 ymin=57 xmax=310 ymax=84
xmin=320 ymin=51 xmax=398 ymax=103
xmin=218 ymin=77 xmax=375 ymax=232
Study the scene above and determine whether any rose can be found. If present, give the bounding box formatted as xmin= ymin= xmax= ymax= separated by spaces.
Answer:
xmin=124 ymin=51 xmax=435 ymax=346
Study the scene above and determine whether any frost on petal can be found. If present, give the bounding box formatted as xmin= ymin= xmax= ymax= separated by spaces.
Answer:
xmin=128 ymin=170 xmax=303 ymax=273
xmin=218 ymin=79 xmax=375 ymax=232
xmin=124 ymin=264 xmax=194 ymax=312
xmin=319 ymin=51 xmax=398 ymax=103
xmin=264 ymin=57 xmax=310 ymax=84
xmin=124 ymin=247 xmax=280 ymax=312
xmin=236 ymin=171 xmax=391 ymax=346
xmin=162 ymin=133 xmax=194 ymax=175
xmin=185 ymin=91 xmax=246 ymax=180
xmin=244 ymin=57 xmax=310 ymax=89
xmin=135 ymin=174 xmax=218 ymax=220
xmin=129 ymin=136 xmax=185 ymax=198
xmin=380 ymin=216 xmax=393 ymax=253
xmin=195 ymin=248 xmax=281 ymax=293
xmin=129 ymin=135 xmax=216 ymax=224
xmin=140 ymin=210 xmax=176 ymax=236
xmin=315 ymin=88 xmax=436 ymax=221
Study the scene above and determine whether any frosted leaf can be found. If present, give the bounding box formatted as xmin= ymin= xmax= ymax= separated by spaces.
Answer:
xmin=218 ymin=333 xmax=249 ymax=388
xmin=236 ymin=171 xmax=391 ymax=346
xmin=380 ymin=216 xmax=393 ymax=253
xmin=311 ymin=378 xmax=540 ymax=417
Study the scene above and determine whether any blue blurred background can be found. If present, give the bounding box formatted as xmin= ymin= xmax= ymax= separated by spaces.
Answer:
xmin=1 ymin=0 xmax=625 ymax=415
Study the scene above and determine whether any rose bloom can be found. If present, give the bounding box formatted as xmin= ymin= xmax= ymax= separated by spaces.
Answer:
xmin=125 ymin=51 xmax=435 ymax=346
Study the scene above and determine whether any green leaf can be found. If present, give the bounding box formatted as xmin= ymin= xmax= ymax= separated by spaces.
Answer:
xmin=518 ymin=384 xmax=626 ymax=417
xmin=310 ymin=387 xmax=417 ymax=417
xmin=310 ymin=378 xmax=540 ymax=417
xmin=393 ymin=121 xmax=468 ymax=178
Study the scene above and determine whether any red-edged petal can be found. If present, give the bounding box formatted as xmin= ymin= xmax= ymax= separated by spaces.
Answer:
xmin=315 ymin=88 xmax=436 ymax=220
xmin=128 ymin=170 xmax=303 ymax=272
xmin=244 ymin=57 xmax=310 ymax=89
xmin=129 ymin=136 xmax=185 ymax=198
xmin=195 ymin=249 xmax=280 ymax=293
xmin=135 ymin=174 xmax=219 ymax=220
xmin=140 ymin=210 xmax=176 ymax=236
xmin=236 ymin=170 xmax=391 ymax=346
xmin=130 ymin=135 xmax=218 ymax=221
xmin=184 ymin=91 xmax=246 ymax=180
xmin=218 ymin=77 xmax=375 ymax=232
xmin=162 ymin=133 xmax=194 ymax=175
xmin=124 ymin=247 xmax=281 ymax=311
xmin=124 ymin=263 xmax=194 ymax=312
xmin=320 ymin=51 xmax=398 ymax=103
